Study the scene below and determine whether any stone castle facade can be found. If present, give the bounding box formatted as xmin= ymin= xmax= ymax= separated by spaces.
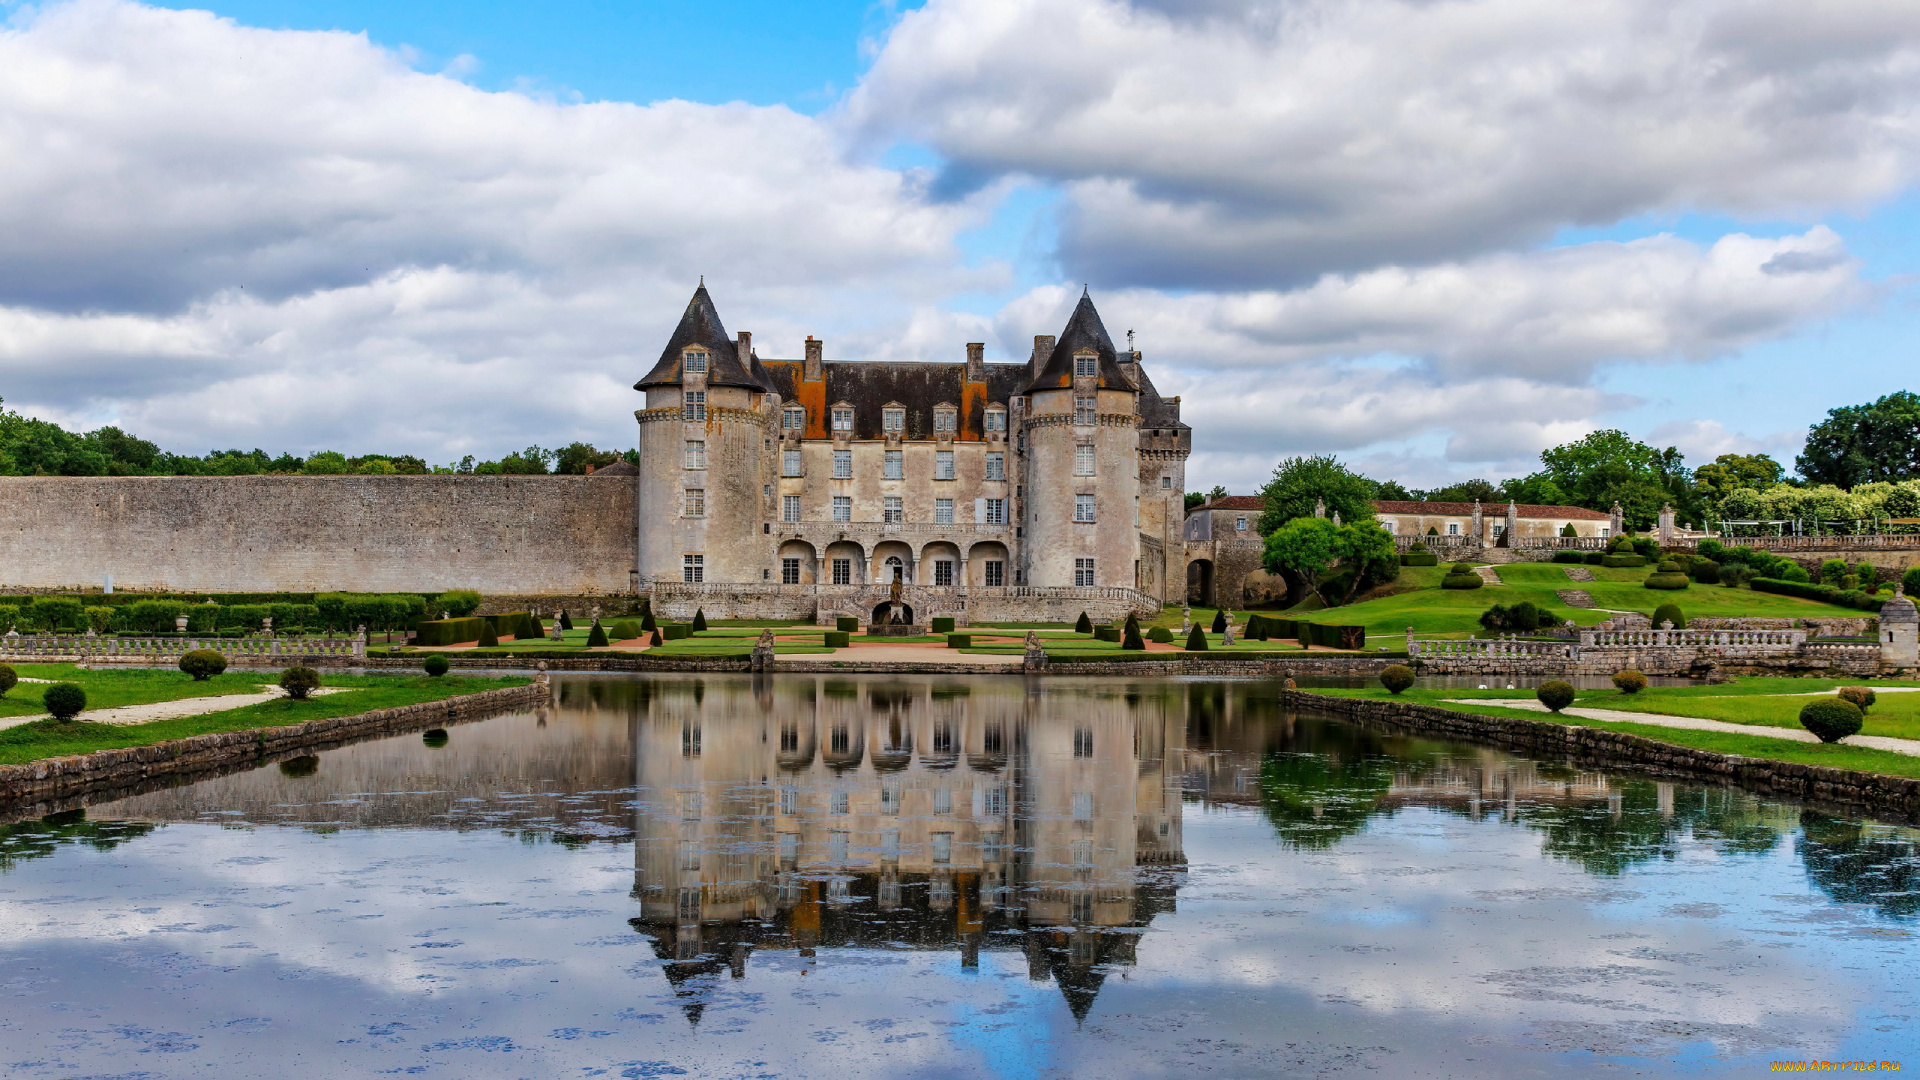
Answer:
xmin=637 ymin=286 xmax=1187 ymax=624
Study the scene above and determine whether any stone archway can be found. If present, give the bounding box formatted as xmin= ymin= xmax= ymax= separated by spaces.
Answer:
xmin=871 ymin=601 xmax=915 ymax=626
xmin=1186 ymin=558 xmax=1215 ymax=607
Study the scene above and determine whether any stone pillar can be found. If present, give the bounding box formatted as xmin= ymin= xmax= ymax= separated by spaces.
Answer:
xmin=1471 ymin=500 xmax=1484 ymax=544
xmin=1505 ymin=501 xmax=1518 ymax=544
xmin=966 ymin=342 xmax=985 ymax=382
xmin=1657 ymin=503 xmax=1675 ymax=546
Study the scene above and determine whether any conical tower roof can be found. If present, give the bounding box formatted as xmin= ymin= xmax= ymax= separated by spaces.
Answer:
xmin=1884 ymin=583 xmax=1918 ymax=624
xmin=1024 ymin=289 xmax=1138 ymax=393
xmin=634 ymin=283 xmax=772 ymax=392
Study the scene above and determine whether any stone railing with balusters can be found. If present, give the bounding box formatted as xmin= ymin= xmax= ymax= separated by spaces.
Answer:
xmin=1576 ymin=628 xmax=1807 ymax=649
xmin=1405 ymin=622 xmax=1890 ymax=675
xmin=0 ymin=633 xmax=366 ymax=662
xmin=1407 ymin=638 xmax=1577 ymax=661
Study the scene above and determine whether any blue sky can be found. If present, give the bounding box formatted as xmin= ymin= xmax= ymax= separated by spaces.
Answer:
xmin=3 ymin=0 xmax=1917 ymax=491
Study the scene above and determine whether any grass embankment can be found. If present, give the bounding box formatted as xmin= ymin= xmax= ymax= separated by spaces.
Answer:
xmin=0 ymin=665 xmax=275 ymax=720
xmin=0 ymin=665 xmax=530 ymax=766
xmin=1307 ymin=679 xmax=1920 ymax=780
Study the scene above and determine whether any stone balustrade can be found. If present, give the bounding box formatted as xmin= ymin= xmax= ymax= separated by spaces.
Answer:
xmin=0 ymin=634 xmax=366 ymax=661
xmin=1576 ymin=628 xmax=1807 ymax=649
xmin=1409 ymin=639 xmax=1576 ymax=660
xmin=1406 ymin=624 xmax=1888 ymax=676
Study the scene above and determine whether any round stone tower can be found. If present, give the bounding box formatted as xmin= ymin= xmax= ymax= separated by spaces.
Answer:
xmin=1019 ymin=291 xmax=1139 ymax=590
xmin=633 ymin=284 xmax=776 ymax=589
xmin=1880 ymin=583 xmax=1918 ymax=670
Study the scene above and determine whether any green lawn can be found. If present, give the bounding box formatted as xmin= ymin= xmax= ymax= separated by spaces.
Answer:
xmin=0 ymin=664 xmax=287 ymax=720
xmin=0 ymin=672 xmax=530 ymax=765
xmin=1303 ymin=683 xmax=1920 ymax=780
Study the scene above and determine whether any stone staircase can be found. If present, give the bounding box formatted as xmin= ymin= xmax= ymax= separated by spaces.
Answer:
xmin=1475 ymin=566 xmax=1504 ymax=586
xmin=1556 ymin=589 xmax=1597 ymax=608
xmin=1564 ymin=566 xmax=1596 ymax=582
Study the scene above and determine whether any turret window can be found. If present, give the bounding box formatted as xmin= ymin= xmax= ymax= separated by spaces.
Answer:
xmin=1074 ymin=396 xmax=1096 ymax=425
xmin=1161 ymin=475 xmax=1171 ymax=489
xmin=1074 ymin=444 xmax=1094 ymax=476
xmin=832 ymin=406 xmax=853 ymax=432
xmin=682 ymin=554 xmax=704 ymax=583
xmin=1075 ymin=558 xmax=1095 ymax=586
xmin=684 ymin=349 xmax=708 ymax=375
xmin=1074 ymin=354 xmax=1097 ymax=378
xmin=782 ymin=406 xmax=805 ymax=430
xmin=883 ymin=406 xmax=905 ymax=432
xmin=1074 ymin=494 xmax=1095 ymax=523
xmin=683 ymin=391 xmax=706 ymax=421
xmin=986 ymin=452 xmax=1005 ymax=482
xmin=684 ymin=489 xmax=705 ymax=517
xmin=984 ymin=408 xmax=1006 ymax=432
xmin=684 ymin=440 xmax=706 ymax=469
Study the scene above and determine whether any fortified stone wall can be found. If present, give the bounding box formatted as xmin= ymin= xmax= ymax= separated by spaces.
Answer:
xmin=0 ymin=475 xmax=637 ymax=595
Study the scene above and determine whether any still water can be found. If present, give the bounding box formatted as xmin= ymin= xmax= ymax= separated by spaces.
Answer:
xmin=1 ymin=674 xmax=1916 ymax=1078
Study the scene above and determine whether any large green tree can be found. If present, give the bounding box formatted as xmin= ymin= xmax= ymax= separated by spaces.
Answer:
xmin=1256 ymin=455 xmax=1379 ymax=536
xmin=1798 ymin=391 xmax=1920 ymax=488
xmin=1692 ymin=453 xmax=1786 ymax=504
xmin=1502 ymin=430 xmax=1697 ymax=530
xmin=1262 ymin=516 xmax=1398 ymax=605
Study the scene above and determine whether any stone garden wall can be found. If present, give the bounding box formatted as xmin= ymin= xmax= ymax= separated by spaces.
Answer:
xmin=0 ymin=475 xmax=637 ymax=596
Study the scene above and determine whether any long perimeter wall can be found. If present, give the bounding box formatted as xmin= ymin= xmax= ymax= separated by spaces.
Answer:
xmin=0 ymin=475 xmax=637 ymax=596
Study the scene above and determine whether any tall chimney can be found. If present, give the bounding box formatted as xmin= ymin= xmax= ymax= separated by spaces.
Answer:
xmin=736 ymin=331 xmax=751 ymax=363
xmin=966 ymin=342 xmax=985 ymax=382
xmin=1031 ymin=334 xmax=1055 ymax=384
xmin=804 ymin=336 xmax=823 ymax=381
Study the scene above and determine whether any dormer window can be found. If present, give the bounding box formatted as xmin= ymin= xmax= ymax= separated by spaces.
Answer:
xmin=984 ymin=407 xmax=1006 ymax=433
xmin=684 ymin=349 xmax=709 ymax=375
xmin=1074 ymin=354 xmax=1097 ymax=378
xmin=832 ymin=405 xmax=853 ymax=432
xmin=882 ymin=406 xmax=905 ymax=433
xmin=933 ymin=405 xmax=956 ymax=433
xmin=782 ymin=406 xmax=805 ymax=430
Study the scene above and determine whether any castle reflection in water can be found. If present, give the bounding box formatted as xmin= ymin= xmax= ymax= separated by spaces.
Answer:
xmin=623 ymin=675 xmax=1186 ymax=1022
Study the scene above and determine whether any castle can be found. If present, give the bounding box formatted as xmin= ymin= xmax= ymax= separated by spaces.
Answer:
xmin=637 ymin=285 xmax=1189 ymax=625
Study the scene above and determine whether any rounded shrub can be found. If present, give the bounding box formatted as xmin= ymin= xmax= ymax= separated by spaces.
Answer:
xmin=1441 ymin=564 xmax=1484 ymax=590
xmin=1719 ymin=563 xmax=1754 ymax=589
xmin=1644 ymin=567 xmax=1691 ymax=590
xmin=1611 ymin=669 xmax=1648 ymax=694
xmin=1837 ymin=685 xmax=1876 ymax=713
xmin=0 ymin=663 xmax=15 ymax=698
xmin=1799 ymin=697 xmax=1864 ymax=744
xmin=1185 ymin=625 xmax=1209 ymax=651
xmin=1690 ymin=560 xmax=1720 ymax=585
xmin=1584 ymin=551 xmax=1606 ymax=565
xmin=43 ymin=682 xmax=86 ymax=720
xmin=279 ymin=666 xmax=322 ymax=700
xmin=178 ymin=649 xmax=228 ymax=681
xmin=1380 ymin=665 xmax=1415 ymax=694
xmin=587 ymin=620 xmax=609 ymax=647
xmin=610 ymin=620 xmax=642 ymax=640
xmin=1651 ymin=602 xmax=1686 ymax=630
xmin=1536 ymin=680 xmax=1576 ymax=712
xmin=422 ymin=728 xmax=450 ymax=749
xmin=422 ymin=654 xmax=450 ymax=677
xmin=1148 ymin=626 xmax=1173 ymax=644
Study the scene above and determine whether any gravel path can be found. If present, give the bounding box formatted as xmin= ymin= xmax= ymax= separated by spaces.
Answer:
xmin=0 ymin=686 xmax=355 ymax=732
xmin=1452 ymin=698 xmax=1920 ymax=757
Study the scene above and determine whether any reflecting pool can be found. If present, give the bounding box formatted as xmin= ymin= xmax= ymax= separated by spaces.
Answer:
xmin=1 ymin=674 xmax=1916 ymax=1078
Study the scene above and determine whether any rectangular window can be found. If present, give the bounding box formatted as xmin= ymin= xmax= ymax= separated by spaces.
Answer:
xmin=684 ymin=488 xmax=706 ymax=517
xmin=832 ymin=406 xmax=853 ymax=432
xmin=682 ymin=554 xmax=704 ymax=583
xmin=880 ymin=830 xmax=900 ymax=863
xmin=1492 ymin=523 xmax=1506 ymax=536
xmin=1161 ymin=475 xmax=1172 ymax=489
xmin=1074 ymin=354 xmax=1097 ymax=378
xmin=1073 ymin=726 xmax=1093 ymax=757
xmin=935 ymin=450 xmax=954 ymax=480
xmin=1600 ymin=527 xmax=1611 ymax=538
xmin=684 ymin=350 xmax=707 ymax=374
xmin=932 ymin=788 xmax=952 ymax=815
xmin=682 ymin=390 xmax=706 ymax=421
xmin=985 ymin=498 xmax=1007 ymax=525
xmin=782 ymin=449 xmax=801 ymax=476
xmin=829 ymin=830 xmax=849 ymax=864
xmin=831 ymin=557 xmax=852 ymax=585
xmin=984 ymin=560 xmax=1004 ymax=587
xmin=882 ymin=407 xmax=905 ymax=432
xmin=679 ymin=840 xmax=701 ymax=872
xmin=983 ymin=830 xmax=1005 ymax=863
xmin=1074 ymin=396 xmax=1096 ymax=424
xmin=778 ymin=785 xmax=797 ymax=815
xmin=778 ymin=831 xmax=798 ymax=864
xmin=830 ymin=790 xmax=849 ymax=815
xmin=984 ymin=785 xmax=1008 ymax=817
xmin=833 ymin=449 xmax=852 ymax=479
xmin=934 ymin=559 xmax=954 ymax=586
xmin=832 ymin=495 xmax=852 ymax=522
xmin=884 ymin=449 xmax=902 ymax=479
xmin=782 ymin=406 xmax=805 ymax=430
xmin=782 ymin=494 xmax=801 ymax=522
xmin=985 ymin=451 xmax=1005 ymax=482
xmin=883 ymin=496 xmax=903 ymax=525
xmin=985 ymin=410 xmax=1006 ymax=432
xmin=931 ymin=832 xmax=952 ymax=865
xmin=1447 ymin=522 xmax=1460 ymax=536
xmin=1072 ymin=791 xmax=1094 ymax=822
xmin=1236 ymin=517 xmax=1247 ymax=531
xmin=1074 ymin=557 xmax=1095 ymax=587
xmin=1074 ymin=444 xmax=1094 ymax=476
xmin=935 ymin=498 xmax=953 ymax=524
xmin=881 ymin=784 xmax=901 ymax=815
xmin=1074 ymin=494 xmax=1095 ymax=523
xmin=934 ymin=410 xmax=955 ymax=433
xmin=684 ymin=440 xmax=706 ymax=469
xmin=781 ymin=557 xmax=801 ymax=584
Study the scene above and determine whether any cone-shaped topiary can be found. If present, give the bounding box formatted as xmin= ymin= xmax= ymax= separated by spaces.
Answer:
xmin=1536 ymin=680 xmax=1576 ymax=712
xmin=650 ymin=628 xmax=663 ymax=647
xmin=179 ymin=649 xmax=228 ymax=681
xmin=641 ymin=610 xmax=657 ymax=632
xmin=1075 ymin=611 xmax=1093 ymax=634
xmin=43 ymin=682 xmax=85 ymax=719
xmin=1122 ymin=614 xmax=1145 ymax=650
xmin=693 ymin=608 xmax=708 ymax=632
xmin=1211 ymin=609 xmax=1227 ymax=633
xmin=1650 ymin=602 xmax=1686 ymax=629
xmin=1380 ymin=665 xmax=1415 ymax=694
xmin=0 ymin=662 xmax=16 ymax=697
xmin=587 ymin=620 xmax=609 ymax=647
xmin=1186 ymin=625 xmax=1208 ymax=651
xmin=278 ymin=666 xmax=321 ymax=701
xmin=1800 ymin=697 xmax=1864 ymax=743
xmin=1612 ymin=669 xmax=1648 ymax=694
xmin=477 ymin=620 xmax=499 ymax=647
xmin=1838 ymin=685 xmax=1876 ymax=713
xmin=423 ymin=654 xmax=450 ymax=677
xmin=559 ymin=609 xmax=574 ymax=631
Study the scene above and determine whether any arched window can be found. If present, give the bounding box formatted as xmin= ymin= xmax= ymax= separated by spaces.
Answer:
xmin=885 ymin=556 xmax=905 ymax=583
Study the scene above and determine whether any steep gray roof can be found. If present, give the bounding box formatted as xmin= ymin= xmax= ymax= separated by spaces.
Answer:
xmin=1024 ymin=291 xmax=1138 ymax=394
xmin=634 ymin=285 xmax=771 ymax=392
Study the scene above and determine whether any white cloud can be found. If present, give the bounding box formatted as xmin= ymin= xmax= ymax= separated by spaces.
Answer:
xmin=1646 ymin=418 xmax=1808 ymax=467
xmin=852 ymin=0 xmax=1920 ymax=287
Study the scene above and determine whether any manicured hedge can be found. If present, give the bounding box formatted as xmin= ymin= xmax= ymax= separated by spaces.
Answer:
xmin=1601 ymin=554 xmax=1647 ymax=568
xmin=1401 ymin=552 xmax=1438 ymax=566
xmin=1750 ymin=577 xmax=1885 ymax=612
xmin=1148 ymin=627 xmax=1173 ymax=644
xmin=947 ymin=634 xmax=972 ymax=649
xmin=824 ymin=630 xmax=850 ymax=648
xmin=836 ymin=616 xmax=859 ymax=632
xmin=1441 ymin=571 xmax=1484 ymax=589
xmin=931 ymin=617 xmax=956 ymax=634
xmin=415 ymin=617 xmax=489 ymax=647
xmin=1245 ymin=613 xmax=1366 ymax=650
xmin=1094 ymin=625 xmax=1121 ymax=642
xmin=1552 ymin=551 xmax=1586 ymax=564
